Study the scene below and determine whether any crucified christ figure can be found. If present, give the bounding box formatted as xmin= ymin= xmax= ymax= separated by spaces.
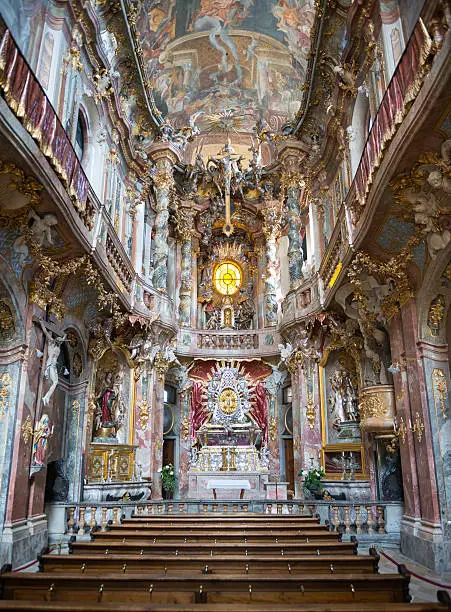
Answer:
xmin=40 ymin=321 xmax=67 ymax=407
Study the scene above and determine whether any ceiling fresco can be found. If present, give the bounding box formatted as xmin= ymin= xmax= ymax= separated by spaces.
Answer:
xmin=134 ymin=0 xmax=318 ymax=132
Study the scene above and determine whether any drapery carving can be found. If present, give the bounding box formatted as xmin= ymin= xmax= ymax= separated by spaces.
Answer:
xmin=249 ymin=382 xmax=268 ymax=442
xmin=353 ymin=19 xmax=433 ymax=214
xmin=189 ymin=382 xmax=208 ymax=440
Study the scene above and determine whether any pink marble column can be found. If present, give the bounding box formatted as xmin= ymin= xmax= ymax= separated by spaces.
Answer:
xmin=297 ymin=361 xmax=322 ymax=496
xmin=151 ymin=370 xmax=166 ymax=499
xmin=267 ymin=392 xmax=281 ymax=480
xmin=134 ymin=371 xmax=153 ymax=481
xmin=400 ymin=300 xmax=441 ymax=524
xmin=178 ymin=389 xmax=191 ymax=496
xmin=291 ymin=366 xmax=303 ymax=497
xmin=389 ymin=301 xmax=441 ymax=526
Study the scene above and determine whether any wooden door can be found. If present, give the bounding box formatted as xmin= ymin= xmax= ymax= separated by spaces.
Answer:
xmin=163 ymin=438 xmax=175 ymax=467
xmin=284 ymin=438 xmax=294 ymax=493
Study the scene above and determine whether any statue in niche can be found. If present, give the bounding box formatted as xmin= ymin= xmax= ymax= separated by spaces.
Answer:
xmin=329 ymin=367 xmax=358 ymax=423
xmin=95 ymin=371 xmax=118 ymax=430
xmin=39 ymin=321 xmax=67 ymax=407
xmin=223 ymin=307 xmax=233 ymax=328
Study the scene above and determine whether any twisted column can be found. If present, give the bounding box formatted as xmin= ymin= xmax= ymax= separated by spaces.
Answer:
xmin=175 ymin=206 xmax=194 ymax=327
xmin=148 ymin=144 xmax=180 ymax=292
xmin=262 ymin=198 xmax=282 ymax=327
xmin=278 ymin=143 xmax=307 ymax=290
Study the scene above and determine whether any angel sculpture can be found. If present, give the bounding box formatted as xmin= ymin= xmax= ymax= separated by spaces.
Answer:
xmin=277 ymin=342 xmax=294 ymax=368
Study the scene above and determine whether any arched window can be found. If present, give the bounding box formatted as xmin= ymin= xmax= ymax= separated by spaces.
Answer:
xmin=74 ymin=112 xmax=85 ymax=160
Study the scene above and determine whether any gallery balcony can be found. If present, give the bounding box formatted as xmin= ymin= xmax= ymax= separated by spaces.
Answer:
xmin=176 ymin=328 xmax=281 ymax=359
xmin=0 ymin=25 xmax=174 ymax=325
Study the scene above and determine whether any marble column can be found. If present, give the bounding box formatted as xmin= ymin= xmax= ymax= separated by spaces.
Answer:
xmin=278 ymin=142 xmax=309 ymax=291
xmin=150 ymin=353 xmax=170 ymax=499
xmin=131 ymin=199 xmax=145 ymax=275
xmin=262 ymin=199 xmax=281 ymax=327
xmin=296 ymin=360 xmax=322 ymax=498
xmin=285 ymin=185 xmax=304 ymax=290
xmin=388 ymin=300 xmax=443 ymax=570
xmin=178 ymin=387 xmax=192 ymax=496
xmin=175 ymin=206 xmax=194 ymax=327
xmin=148 ymin=144 xmax=181 ymax=292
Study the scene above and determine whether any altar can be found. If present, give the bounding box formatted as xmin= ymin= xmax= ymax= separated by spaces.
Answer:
xmin=188 ymin=364 xmax=269 ymax=500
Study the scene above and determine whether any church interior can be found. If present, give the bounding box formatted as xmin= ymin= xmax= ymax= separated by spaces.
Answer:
xmin=0 ymin=0 xmax=450 ymax=609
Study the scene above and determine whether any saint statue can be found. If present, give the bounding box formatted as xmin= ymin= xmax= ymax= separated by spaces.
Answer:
xmin=96 ymin=371 xmax=117 ymax=427
xmin=329 ymin=367 xmax=358 ymax=422
xmin=32 ymin=413 xmax=53 ymax=467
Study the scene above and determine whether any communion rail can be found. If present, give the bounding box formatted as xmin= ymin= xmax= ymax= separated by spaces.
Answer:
xmin=46 ymin=500 xmax=402 ymax=544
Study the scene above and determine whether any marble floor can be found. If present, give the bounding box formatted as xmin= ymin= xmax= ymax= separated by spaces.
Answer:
xmin=377 ymin=547 xmax=451 ymax=603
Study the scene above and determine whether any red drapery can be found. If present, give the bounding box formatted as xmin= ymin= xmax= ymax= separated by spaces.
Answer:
xmin=0 ymin=29 xmax=89 ymax=213
xmin=189 ymin=382 xmax=208 ymax=440
xmin=354 ymin=19 xmax=432 ymax=207
xmin=249 ymin=382 xmax=269 ymax=443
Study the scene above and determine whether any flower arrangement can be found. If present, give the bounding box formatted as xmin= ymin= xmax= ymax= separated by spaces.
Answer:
xmin=159 ymin=464 xmax=177 ymax=494
xmin=299 ymin=466 xmax=326 ymax=498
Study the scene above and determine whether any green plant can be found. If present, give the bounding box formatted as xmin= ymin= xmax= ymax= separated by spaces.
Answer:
xmin=160 ymin=463 xmax=177 ymax=492
xmin=299 ymin=466 xmax=326 ymax=495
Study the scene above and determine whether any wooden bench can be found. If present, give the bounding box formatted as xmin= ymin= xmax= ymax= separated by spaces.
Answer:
xmin=69 ymin=539 xmax=358 ymax=557
xmin=39 ymin=552 xmax=379 ymax=575
xmin=0 ymin=572 xmax=411 ymax=604
xmin=0 ymin=600 xmax=448 ymax=612
xmin=92 ymin=529 xmax=340 ymax=544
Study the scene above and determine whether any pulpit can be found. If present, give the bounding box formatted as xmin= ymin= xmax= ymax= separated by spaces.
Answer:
xmin=188 ymin=364 xmax=269 ymax=499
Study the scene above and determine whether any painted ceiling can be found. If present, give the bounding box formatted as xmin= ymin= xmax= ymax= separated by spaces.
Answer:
xmin=133 ymin=0 xmax=318 ymax=132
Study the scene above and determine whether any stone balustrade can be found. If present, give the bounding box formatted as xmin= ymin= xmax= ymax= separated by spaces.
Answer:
xmin=105 ymin=229 xmax=134 ymax=294
xmin=177 ymin=328 xmax=281 ymax=357
xmin=45 ymin=500 xmax=401 ymax=546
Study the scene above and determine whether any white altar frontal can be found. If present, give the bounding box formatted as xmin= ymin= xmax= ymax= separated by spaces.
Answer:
xmin=188 ymin=365 xmax=269 ymax=500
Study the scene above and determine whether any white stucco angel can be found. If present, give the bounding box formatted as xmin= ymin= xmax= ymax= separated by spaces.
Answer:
xmin=29 ymin=209 xmax=58 ymax=246
xmin=277 ymin=342 xmax=294 ymax=368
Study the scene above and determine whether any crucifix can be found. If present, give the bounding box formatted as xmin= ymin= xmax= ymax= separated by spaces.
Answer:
xmin=208 ymin=139 xmax=243 ymax=237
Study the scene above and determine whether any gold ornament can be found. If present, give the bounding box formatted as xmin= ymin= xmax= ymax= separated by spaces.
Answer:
xmin=138 ymin=400 xmax=150 ymax=430
xmin=0 ymin=371 xmax=12 ymax=418
xmin=432 ymin=368 xmax=448 ymax=421
xmin=305 ymin=390 xmax=316 ymax=430
xmin=22 ymin=415 xmax=33 ymax=444
xmin=218 ymin=388 xmax=239 ymax=416
xmin=269 ymin=416 xmax=277 ymax=441
xmin=181 ymin=415 xmax=189 ymax=440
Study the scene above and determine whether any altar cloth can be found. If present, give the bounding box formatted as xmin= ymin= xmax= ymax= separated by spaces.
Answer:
xmin=206 ymin=479 xmax=251 ymax=490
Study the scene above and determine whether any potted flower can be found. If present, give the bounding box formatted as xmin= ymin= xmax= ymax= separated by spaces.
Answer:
xmin=160 ymin=464 xmax=177 ymax=499
xmin=299 ymin=466 xmax=326 ymax=499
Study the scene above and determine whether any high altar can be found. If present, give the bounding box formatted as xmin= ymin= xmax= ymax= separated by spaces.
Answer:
xmin=188 ymin=364 xmax=269 ymax=499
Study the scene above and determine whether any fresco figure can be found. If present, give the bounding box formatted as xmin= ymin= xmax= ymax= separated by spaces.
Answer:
xmin=192 ymin=0 xmax=250 ymax=85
